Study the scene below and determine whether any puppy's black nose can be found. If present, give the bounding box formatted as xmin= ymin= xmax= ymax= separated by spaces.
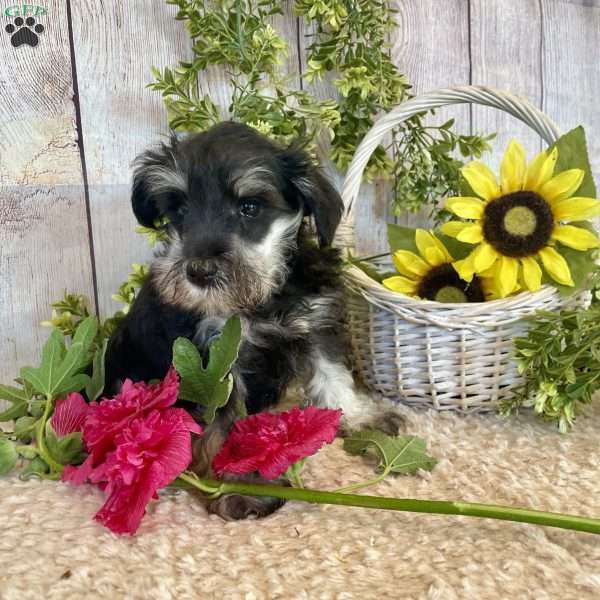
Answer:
xmin=186 ymin=259 xmax=219 ymax=286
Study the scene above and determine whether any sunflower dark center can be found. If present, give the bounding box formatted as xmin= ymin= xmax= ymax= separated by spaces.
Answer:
xmin=482 ymin=191 xmax=554 ymax=257
xmin=418 ymin=263 xmax=485 ymax=303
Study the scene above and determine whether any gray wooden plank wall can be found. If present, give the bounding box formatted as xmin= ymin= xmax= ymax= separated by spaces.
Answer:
xmin=1 ymin=0 xmax=600 ymax=383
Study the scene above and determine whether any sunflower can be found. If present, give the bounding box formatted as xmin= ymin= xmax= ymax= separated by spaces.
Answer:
xmin=383 ymin=229 xmax=492 ymax=302
xmin=440 ymin=140 xmax=600 ymax=298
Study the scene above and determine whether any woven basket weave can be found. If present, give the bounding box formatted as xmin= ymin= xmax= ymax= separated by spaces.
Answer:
xmin=336 ymin=86 xmax=589 ymax=412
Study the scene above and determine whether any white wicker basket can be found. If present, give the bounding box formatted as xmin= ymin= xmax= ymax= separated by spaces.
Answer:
xmin=336 ymin=86 xmax=589 ymax=412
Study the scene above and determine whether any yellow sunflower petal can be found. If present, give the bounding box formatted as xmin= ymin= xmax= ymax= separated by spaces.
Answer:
xmin=382 ymin=276 xmax=418 ymax=295
xmin=415 ymin=229 xmax=453 ymax=266
xmin=473 ymin=242 xmax=499 ymax=272
xmin=444 ymin=197 xmax=486 ymax=220
xmin=551 ymin=224 xmax=600 ymax=251
xmin=540 ymin=169 xmax=585 ymax=203
xmin=494 ymin=256 xmax=520 ymax=298
xmin=461 ymin=162 xmax=501 ymax=202
xmin=520 ymin=256 xmax=542 ymax=292
xmin=552 ymin=197 xmax=600 ymax=222
xmin=500 ymin=139 xmax=527 ymax=194
xmin=456 ymin=224 xmax=484 ymax=244
xmin=452 ymin=251 xmax=476 ymax=283
xmin=392 ymin=250 xmax=429 ymax=278
xmin=538 ymin=246 xmax=574 ymax=286
xmin=525 ymin=147 xmax=558 ymax=192
xmin=440 ymin=221 xmax=469 ymax=238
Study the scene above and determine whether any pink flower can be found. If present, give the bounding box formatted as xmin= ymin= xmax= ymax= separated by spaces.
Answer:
xmin=51 ymin=392 xmax=90 ymax=436
xmin=62 ymin=368 xmax=203 ymax=535
xmin=212 ymin=406 xmax=341 ymax=480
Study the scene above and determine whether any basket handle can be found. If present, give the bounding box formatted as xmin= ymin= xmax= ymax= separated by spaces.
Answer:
xmin=338 ymin=85 xmax=562 ymax=249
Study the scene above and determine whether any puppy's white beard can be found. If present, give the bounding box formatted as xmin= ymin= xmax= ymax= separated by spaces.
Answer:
xmin=151 ymin=213 xmax=302 ymax=316
xmin=236 ymin=210 xmax=303 ymax=295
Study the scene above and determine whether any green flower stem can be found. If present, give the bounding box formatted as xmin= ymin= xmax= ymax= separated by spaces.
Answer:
xmin=177 ymin=472 xmax=221 ymax=495
xmin=177 ymin=475 xmax=600 ymax=535
xmin=36 ymin=396 xmax=63 ymax=474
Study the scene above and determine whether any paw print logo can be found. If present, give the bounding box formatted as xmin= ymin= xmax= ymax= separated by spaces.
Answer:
xmin=5 ymin=17 xmax=45 ymax=48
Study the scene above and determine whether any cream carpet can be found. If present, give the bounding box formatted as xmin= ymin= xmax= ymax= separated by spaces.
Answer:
xmin=1 ymin=399 xmax=599 ymax=600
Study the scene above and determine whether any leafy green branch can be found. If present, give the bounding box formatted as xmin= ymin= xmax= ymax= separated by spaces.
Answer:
xmin=502 ymin=284 xmax=600 ymax=432
xmin=151 ymin=0 xmax=493 ymax=218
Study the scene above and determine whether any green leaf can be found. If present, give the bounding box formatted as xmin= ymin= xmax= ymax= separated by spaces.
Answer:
xmin=14 ymin=416 xmax=37 ymax=442
xmin=52 ymin=374 xmax=91 ymax=398
xmin=172 ymin=316 xmax=242 ymax=424
xmin=387 ymin=223 xmax=419 ymax=254
xmin=20 ymin=456 xmax=49 ymax=479
xmin=550 ymin=126 xmax=596 ymax=198
xmin=343 ymin=430 xmax=437 ymax=475
xmin=85 ymin=338 xmax=108 ymax=401
xmin=70 ymin=316 xmax=99 ymax=370
xmin=45 ymin=422 xmax=85 ymax=466
xmin=0 ymin=401 xmax=28 ymax=422
xmin=17 ymin=445 xmax=38 ymax=460
xmin=0 ymin=384 xmax=29 ymax=404
xmin=20 ymin=330 xmax=66 ymax=396
xmin=0 ymin=439 xmax=17 ymax=475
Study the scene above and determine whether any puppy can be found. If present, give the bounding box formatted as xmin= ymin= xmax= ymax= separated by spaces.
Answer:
xmin=104 ymin=122 xmax=399 ymax=520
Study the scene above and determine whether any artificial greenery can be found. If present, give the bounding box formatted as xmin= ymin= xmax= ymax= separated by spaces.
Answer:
xmin=151 ymin=0 xmax=493 ymax=217
xmin=0 ymin=316 xmax=103 ymax=479
xmin=173 ymin=316 xmax=244 ymax=423
xmin=502 ymin=274 xmax=600 ymax=433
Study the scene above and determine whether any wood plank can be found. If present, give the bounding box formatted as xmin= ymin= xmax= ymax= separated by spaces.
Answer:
xmin=70 ymin=0 xmax=193 ymax=319
xmin=390 ymin=0 xmax=472 ymax=229
xmin=0 ymin=0 xmax=95 ymax=384
xmin=541 ymin=0 xmax=600 ymax=185
xmin=470 ymin=0 xmax=543 ymax=167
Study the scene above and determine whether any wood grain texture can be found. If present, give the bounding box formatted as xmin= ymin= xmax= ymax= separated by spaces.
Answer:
xmin=70 ymin=0 xmax=193 ymax=319
xmin=0 ymin=0 xmax=94 ymax=383
xmin=391 ymin=0 xmax=471 ymax=228
xmin=542 ymin=0 xmax=600 ymax=183
xmin=470 ymin=0 xmax=543 ymax=165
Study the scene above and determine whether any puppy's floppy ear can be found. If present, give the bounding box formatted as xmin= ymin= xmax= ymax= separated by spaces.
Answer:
xmin=131 ymin=133 xmax=187 ymax=228
xmin=281 ymin=147 xmax=344 ymax=247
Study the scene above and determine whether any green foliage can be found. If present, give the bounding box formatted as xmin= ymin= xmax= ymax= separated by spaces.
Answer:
xmin=45 ymin=423 xmax=85 ymax=466
xmin=343 ymin=430 xmax=437 ymax=475
xmin=0 ymin=439 xmax=17 ymax=475
xmin=550 ymin=126 xmax=596 ymax=198
xmin=85 ymin=339 xmax=108 ymax=402
xmin=504 ymin=291 xmax=600 ymax=432
xmin=40 ymin=292 xmax=90 ymax=338
xmin=0 ymin=316 xmax=104 ymax=479
xmin=151 ymin=0 xmax=493 ymax=217
xmin=172 ymin=316 xmax=243 ymax=424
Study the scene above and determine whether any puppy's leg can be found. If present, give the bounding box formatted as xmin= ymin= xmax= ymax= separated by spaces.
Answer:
xmin=189 ymin=394 xmax=286 ymax=521
xmin=306 ymin=346 xmax=405 ymax=437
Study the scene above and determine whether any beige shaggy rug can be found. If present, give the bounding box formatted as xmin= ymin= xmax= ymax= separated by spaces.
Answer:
xmin=1 ymin=398 xmax=599 ymax=600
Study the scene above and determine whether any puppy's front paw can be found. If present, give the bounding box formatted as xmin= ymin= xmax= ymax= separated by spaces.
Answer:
xmin=207 ymin=493 xmax=285 ymax=521
xmin=338 ymin=396 xmax=406 ymax=438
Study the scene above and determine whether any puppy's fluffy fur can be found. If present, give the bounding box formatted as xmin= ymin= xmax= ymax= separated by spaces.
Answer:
xmin=104 ymin=123 xmax=396 ymax=519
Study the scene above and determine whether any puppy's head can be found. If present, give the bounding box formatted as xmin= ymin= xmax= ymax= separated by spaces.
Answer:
xmin=131 ymin=122 xmax=343 ymax=316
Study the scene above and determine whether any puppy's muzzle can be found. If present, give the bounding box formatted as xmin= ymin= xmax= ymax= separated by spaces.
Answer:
xmin=186 ymin=259 xmax=220 ymax=287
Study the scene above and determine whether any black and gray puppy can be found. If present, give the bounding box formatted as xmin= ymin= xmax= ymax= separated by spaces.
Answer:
xmin=104 ymin=122 xmax=396 ymax=519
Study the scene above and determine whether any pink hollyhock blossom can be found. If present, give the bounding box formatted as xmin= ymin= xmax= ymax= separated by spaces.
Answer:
xmin=62 ymin=368 xmax=203 ymax=535
xmin=212 ymin=406 xmax=341 ymax=480
xmin=51 ymin=392 xmax=90 ymax=436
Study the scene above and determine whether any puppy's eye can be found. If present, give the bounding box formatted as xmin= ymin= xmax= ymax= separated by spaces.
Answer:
xmin=239 ymin=199 xmax=261 ymax=218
